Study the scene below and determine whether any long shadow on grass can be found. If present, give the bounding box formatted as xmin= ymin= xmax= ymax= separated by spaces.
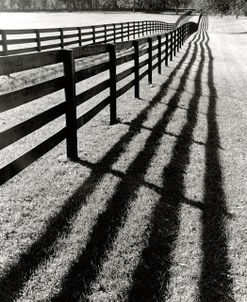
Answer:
xmin=127 ymin=20 xmax=206 ymax=302
xmin=198 ymin=21 xmax=234 ymax=302
xmin=0 ymin=30 xmax=198 ymax=302
xmin=50 ymin=30 xmax=203 ymax=302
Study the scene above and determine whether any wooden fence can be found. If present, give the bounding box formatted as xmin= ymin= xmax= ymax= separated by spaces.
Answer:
xmin=0 ymin=19 xmax=200 ymax=186
xmin=0 ymin=11 xmax=192 ymax=56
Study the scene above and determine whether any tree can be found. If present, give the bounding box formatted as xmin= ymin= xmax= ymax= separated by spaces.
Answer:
xmin=230 ymin=0 xmax=247 ymax=16
xmin=17 ymin=0 xmax=32 ymax=10
xmin=0 ymin=0 xmax=6 ymax=10
xmin=99 ymin=0 xmax=118 ymax=9
xmin=169 ymin=0 xmax=190 ymax=14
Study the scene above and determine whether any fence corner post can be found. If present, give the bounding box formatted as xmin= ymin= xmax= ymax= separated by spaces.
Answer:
xmin=133 ymin=40 xmax=140 ymax=99
xmin=107 ymin=43 xmax=117 ymax=125
xmin=63 ymin=49 xmax=78 ymax=161
xmin=158 ymin=35 xmax=162 ymax=75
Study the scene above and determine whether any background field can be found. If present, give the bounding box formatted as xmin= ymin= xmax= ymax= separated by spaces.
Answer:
xmin=0 ymin=11 xmax=180 ymax=29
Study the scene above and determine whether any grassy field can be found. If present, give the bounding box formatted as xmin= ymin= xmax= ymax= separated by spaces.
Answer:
xmin=0 ymin=15 xmax=247 ymax=302
xmin=0 ymin=11 xmax=180 ymax=29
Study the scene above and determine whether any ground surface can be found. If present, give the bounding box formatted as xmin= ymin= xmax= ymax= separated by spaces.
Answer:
xmin=0 ymin=11 xmax=179 ymax=28
xmin=0 ymin=15 xmax=247 ymax=302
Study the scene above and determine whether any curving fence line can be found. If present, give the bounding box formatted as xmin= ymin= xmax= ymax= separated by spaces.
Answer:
xmin=0 ymin=11 xmax=192 ymax=56
xmin=0 ymin=15 xmax=202 ymax=186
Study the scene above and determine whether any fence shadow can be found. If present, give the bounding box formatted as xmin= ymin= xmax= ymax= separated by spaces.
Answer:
xmin=127 ymin=25 xmax=206 ymax=302
xmin=49 ymin=29 xmax=202 ymax=302
xmin=198 ymin=23 xmax=234 ymax=302
xmin=0 ymin=29 xmax=200 ymax=302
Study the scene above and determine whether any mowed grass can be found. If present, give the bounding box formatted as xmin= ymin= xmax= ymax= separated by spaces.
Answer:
xmin=0 ymin=11 xmax=180 ymax=29
xmin=0 ymin=11 xmax=187 ymax=54
xmin=0 ymin=15 xmax=247 ymax=302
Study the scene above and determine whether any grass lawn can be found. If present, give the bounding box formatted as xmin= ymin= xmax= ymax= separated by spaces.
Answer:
xmin=0 ymin=15 xmax=247 ymax=302
xmin=0 ymin=11 xmax=180 ymax=29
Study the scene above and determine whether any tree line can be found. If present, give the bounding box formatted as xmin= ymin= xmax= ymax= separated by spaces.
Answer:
xmin=0 ymin=0 xmax=191 ymax=12
xmin=0 ymin=0 xmax=246 ymax=15
xmin=193 ymin=0 xmax=247 ymax=16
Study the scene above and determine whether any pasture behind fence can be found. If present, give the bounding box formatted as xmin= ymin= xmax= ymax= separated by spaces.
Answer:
xmin=0 ymin=11 xmax=192 ymax=56
xmin=0 ymin=17 xmax=200 ymax=186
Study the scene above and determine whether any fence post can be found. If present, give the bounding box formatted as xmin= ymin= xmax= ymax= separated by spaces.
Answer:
xmin=121 ymin=23 xmax=124 ymax=41
xmin=182 ymin=24 xmax=185 ymax=44
xmin=180 ymin=27 xmax=182 ymax=48
xmin=148 ymin=37 xmax=153 ymax=84
xmin=127 ymin=22 xmax=130 ymax=40
xmin=35 ymin=29 xmax=41 ymax=52
xmin=181 ymin=25 xmax=184 ymax=45
xmin=113 ymin=24 xmax=116 ymax=43
xmin=178 ymin=27 xmax=181 ymax=49
xmin=165 ymin=33 xmax=169 ymax=66
xmin=174 ymin=30 xmax=176 ymax=57
xmin=92 ymin=26 xmax=96 ymax=44
xmin=133 ymin=40 xmax=140 ymax=99
xmin=78 ymin=27 xmax=82 ymax=46
xmin=108 ymin=44 xmax=117 ymax=125
xmin=133 ymin=22 xmax=136 ymax=39
xmin=104 ymin=25 xmax=107 ymax=43
xmin=60 ymin=29 xmax=64 ymax=49
xmin=158 ymin=35 xmax=162 ymax=75
xmin=170 ymin=32 xmax=173 ymax=61
xmin=63 ymin=49 xmax=78 ymax=161
xmin=177 ymin=28 xmax=179 ymax=52
xmin=1 ymin=30 xmax=8 ymax=55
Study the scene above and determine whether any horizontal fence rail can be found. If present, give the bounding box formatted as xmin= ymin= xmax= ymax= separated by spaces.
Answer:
xmin=0 ymin=11 xmax=192 ymax=56
xmin=0 ymin=17 xmax=201 ymax=186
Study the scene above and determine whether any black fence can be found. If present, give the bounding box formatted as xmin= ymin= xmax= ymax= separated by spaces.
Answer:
xmin=0 ymin=16 xmax=201 ymax=185
xmin=0 ymin=11 xmax=192 ymax=56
